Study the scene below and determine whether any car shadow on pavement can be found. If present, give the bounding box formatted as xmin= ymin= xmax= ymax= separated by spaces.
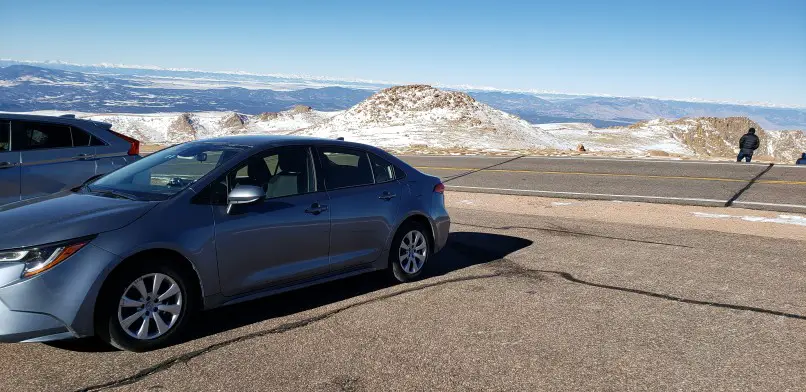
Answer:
xmin=190 ymin=231 xmax=532 ymax=341
xmin=47 ymin=231 xmax=532 ymax=352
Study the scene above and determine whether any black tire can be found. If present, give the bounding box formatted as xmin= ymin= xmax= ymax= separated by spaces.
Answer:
xmin=389 ymin=221 xmax=432 ymax=283
xmin=95 ymin=261 xmax=197 ymax=352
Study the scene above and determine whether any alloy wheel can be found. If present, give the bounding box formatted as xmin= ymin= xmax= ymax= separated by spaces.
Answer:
xmin=398 ymin=230 xmax=428 ymax=274
xmin=117 ymin=273 xmax=183 ymax=340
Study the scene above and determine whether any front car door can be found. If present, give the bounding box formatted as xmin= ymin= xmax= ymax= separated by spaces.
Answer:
xmin=0 ymin=120 xmax=21 ymax=205
xmin=12 ymin=120 xmax=98 ymax=200
xmin=316 ymin=146 xmax=402 ymax=272
xmin=212 ymin=145 xmax=332 ymax=297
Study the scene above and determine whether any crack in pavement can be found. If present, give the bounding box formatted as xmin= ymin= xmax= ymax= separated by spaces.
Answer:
xmin=538 ymin=268 xmax=806 ymax=320
xmin=78 ymin=238 xmax=802 ymax=391
xmin=449 ymin=241 xmax=806 ymax=321
xmin=442 ymin=155 xmax=524 ymax=183
xmin=453 ymin=221 xmax=694 ymax=248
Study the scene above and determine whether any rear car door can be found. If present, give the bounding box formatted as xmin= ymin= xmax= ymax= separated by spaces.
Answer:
xmin=0 ymin=120 xmax=22 ymax=205
xmin=317 ymin=146 xmax=402 ymax=272
xmin=94 ymin=127 xmax=141 ymax=175
xmin=212 ymin=145 xmax=333 ymax=296
xmin=12 ymin=120 xmax=98 ymax=200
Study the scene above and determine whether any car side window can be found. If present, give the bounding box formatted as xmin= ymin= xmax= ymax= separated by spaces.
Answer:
xmin=10 ymin=121 xmax=73 ymax=151
xmin=90 ymin=134 xmax=106 ymax=146
xmin=0 ymin=121 xmax=9 ymax=152
xmin=369 ymin=153 xmax=396 ymax=183
xmin=318 ymin=146 xmax=375 ymax=190
xmin=228 ymin=146 xmax=316 ymax=200
xmin=394 ymin=165 xmax=406 ymax=180
xmin=70 ymin=127 xmax=94 ymax=147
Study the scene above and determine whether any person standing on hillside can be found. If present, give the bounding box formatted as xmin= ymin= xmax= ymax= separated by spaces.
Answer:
xmin=737 ymin=128 xmax=760 ymax=162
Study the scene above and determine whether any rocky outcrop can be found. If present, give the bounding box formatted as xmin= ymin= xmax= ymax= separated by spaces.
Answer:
xmin=290 ymin=105 xmax=313 ymax=114
xmin=256 ymin=112 xmax=279 ymax=121
xmin=576 ymin=144 xmax=586 ymax=152
xmin=220 ymin=112 xmax=247 ymax=129
xmin=631 ymin=116 xmax=806 ymax=162
xmin=168 ymin=113 xmax=197 ymax=143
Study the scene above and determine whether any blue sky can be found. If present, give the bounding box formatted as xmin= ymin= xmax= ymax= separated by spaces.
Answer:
xmin=1 ymin=0 xmax=804 ymax=106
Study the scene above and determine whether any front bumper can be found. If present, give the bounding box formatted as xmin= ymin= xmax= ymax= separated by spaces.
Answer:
xmin=0 ymin=243 xmax=120 ymax=343
xmin=0 ymin=300 xmax=73 ymax=343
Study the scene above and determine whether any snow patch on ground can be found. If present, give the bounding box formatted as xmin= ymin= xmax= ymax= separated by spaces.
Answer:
xmin=691 ymin=212 xmax=806 ymax=226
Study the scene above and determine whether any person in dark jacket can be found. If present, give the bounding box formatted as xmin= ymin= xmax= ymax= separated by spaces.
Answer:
xmin=797 ymin=153 xmax=806 ymax=165
xmin=737 ymin=128 xmax=760 ymax=162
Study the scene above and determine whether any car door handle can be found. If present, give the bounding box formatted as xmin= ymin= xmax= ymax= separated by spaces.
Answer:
xmin=0 ymin=161 xmax=18 ymax=169
xmin=378 ymin=192 xmax=397 ymax=201
xmin=74 ymin=153 xmax=96 ymax=161
xmin=305 ymin=203 xmax=329 ymax=215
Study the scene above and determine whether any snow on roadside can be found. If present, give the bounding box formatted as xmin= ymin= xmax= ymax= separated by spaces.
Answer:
xmin=690 ymin=212 xmax=806 ymax=226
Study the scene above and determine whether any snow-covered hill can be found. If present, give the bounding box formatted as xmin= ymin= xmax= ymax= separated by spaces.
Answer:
xmin=299 ymin=85 xmax=572 ymax=150
xmin=535 ymin=118 xmax=806 ymax=162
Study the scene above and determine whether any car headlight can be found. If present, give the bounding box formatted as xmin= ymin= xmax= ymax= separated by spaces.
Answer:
xmin=0 ymin=238 xmax=92 ymax=278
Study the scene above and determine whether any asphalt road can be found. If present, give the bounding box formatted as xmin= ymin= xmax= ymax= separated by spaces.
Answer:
xmin=151 ymin=152 xmax=805 ymax=212
xmin=1 ymin=207 xmax=803 ymax=391
xmin=399 ymin=155 xmax=806 ymax=212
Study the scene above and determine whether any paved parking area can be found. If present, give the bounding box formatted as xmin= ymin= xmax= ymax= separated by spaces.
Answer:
xmin=1 ymin=204 xmax=804 ymax=391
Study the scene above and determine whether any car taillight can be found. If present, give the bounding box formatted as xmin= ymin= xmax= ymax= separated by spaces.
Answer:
xmin=108 ymin=129 xmax=140 ymax=156
xmin=434 ymin=182 xmax=445 ymax=193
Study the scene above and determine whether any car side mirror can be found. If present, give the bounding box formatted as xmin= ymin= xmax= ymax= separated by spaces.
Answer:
xmin=226 ymin=185 xmax=265 ymax=214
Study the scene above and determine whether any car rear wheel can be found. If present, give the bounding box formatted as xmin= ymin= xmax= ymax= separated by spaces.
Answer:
xmin=96 ymin=262 xmax=196 ymax=352
xmin=390 ymin=221 xmax=431 ymax=282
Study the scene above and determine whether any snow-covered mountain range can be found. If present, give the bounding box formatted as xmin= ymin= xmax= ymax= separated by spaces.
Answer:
xmin=12 ymin=85 xmax=805 ymax=162
xmin=2 ymin=61 xmax=805 ymax=130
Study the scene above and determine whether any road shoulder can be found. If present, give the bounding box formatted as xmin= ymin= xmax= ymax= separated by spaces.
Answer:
xmin=445 ymin=191 xmax=806 ymax=241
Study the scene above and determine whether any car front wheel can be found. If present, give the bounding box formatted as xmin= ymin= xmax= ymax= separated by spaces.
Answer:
xmin=96 ymin=262 xmax=196 ymax=352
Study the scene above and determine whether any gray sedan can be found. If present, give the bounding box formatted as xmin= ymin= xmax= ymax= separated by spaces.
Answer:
xmin=0 ymin=113 xmax=142 ymax=206
xmin=0 ymin=135 xmax=450 ymax=351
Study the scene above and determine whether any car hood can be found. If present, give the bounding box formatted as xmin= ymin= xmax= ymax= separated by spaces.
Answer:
xmin=0 ymin=191 xmax=157 ymax=250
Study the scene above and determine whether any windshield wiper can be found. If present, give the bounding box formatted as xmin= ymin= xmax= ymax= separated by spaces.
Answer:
xmin=71 ymin=173 xmax=105 ymax=192
xmin=89 ymin=189 xmax=139 ymax=201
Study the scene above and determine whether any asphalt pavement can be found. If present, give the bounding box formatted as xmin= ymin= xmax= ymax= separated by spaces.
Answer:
xmin=399 ymin=155 xmax=806 ymax=212
xmin=1 ymin=206 xmax=804 ymax=391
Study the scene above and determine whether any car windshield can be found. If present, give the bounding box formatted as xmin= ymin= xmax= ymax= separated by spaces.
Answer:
xmin=88 ymin=142 xmax=249 ymax=201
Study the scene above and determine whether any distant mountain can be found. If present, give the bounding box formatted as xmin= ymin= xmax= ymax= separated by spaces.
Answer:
xmin=0 ymin=64 xmax=373 ymax=113
xmin=468 ymin=91 xmax=806 ymax=130
xmin=1 ymin=62 xmax=805 ymax=130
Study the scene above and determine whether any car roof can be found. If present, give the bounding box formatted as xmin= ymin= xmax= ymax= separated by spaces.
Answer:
xmin=191 ymin=134 xmax=390 ymax=153
xmin=0 ymin=112 xmax=113 ymax=130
